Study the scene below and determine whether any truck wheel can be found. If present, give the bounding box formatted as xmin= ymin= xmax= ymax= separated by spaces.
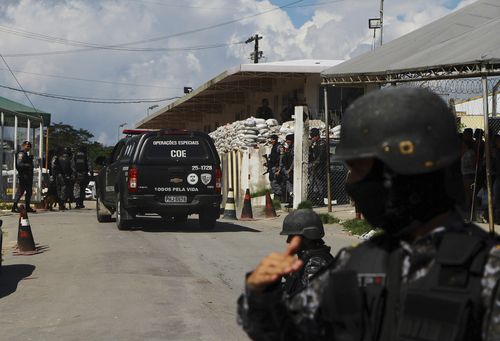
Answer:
xmin=116 ymin=192 xmax=135 ymax=230
xmin=199 ymin=209 xmax=218 ymax=230
xmin=96 ymin=196 xmax=112 ymax=223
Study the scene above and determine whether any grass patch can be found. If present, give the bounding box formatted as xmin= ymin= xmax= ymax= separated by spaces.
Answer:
xmin=319 ymin=213 xmax=340 ymax=224
xmin=0 ymin=202 xmax=13 ymax=210
xmin=250 ymin=188 xmax=272 ymax=198
xmin=272 ymin=198 xmax=282 ymax=210
xmin=297 ymin=200 xmax=313 ymax=209
xmin=342 ymin=218 xmax=374 ymax=236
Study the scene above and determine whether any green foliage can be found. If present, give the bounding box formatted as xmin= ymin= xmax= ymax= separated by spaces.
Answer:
xmin=319 ymin=213 xmax=340 ymax=224
xmin=250 ymin=188 xmax=272 ymax=198
xmin=0 ymin=202 xmax=13 ymax=210
xmin=47 ymin=121 xmax=113 ymax=168
xmin=342 ymin=218 xmax=374 ymax=236
xmin=272 ymin=198 xmax=282 ymax=210
xmin=297 ymin=200 xmax=313 ymax=209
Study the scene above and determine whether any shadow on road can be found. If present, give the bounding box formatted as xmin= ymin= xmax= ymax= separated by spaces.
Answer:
xmin=137 ymin=218 xmax=261 ymax=233
xmin=0 ymin=264 xmax=36 ymax=299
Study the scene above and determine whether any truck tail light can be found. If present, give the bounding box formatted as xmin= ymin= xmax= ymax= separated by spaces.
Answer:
xmin=128 ymin=167 xmax=138 ymax=193
xmin=215 ymin=167 xmax=222 ymax=194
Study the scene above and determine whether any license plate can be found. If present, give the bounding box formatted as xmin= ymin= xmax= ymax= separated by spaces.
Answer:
xmin=165 ymin=195 xmax=187 ymax=203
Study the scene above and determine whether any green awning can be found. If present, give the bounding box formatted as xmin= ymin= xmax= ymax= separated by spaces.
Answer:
xmin=0 ymin=96 xmax=51 ymax=126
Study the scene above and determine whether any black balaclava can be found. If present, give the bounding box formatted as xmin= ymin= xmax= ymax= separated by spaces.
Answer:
xmin=345 ymin=159 xmax=453 ymax=236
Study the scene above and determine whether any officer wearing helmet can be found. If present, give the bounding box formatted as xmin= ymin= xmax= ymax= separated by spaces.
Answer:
xmin=12 ymin=140 xmax=35 ymax=213
xmin=280 ymin=209 xmax=334 ymax=296
xmin=309 ymin=128 xmax=327 ymax=206
xmin=237 ymin=88 xmax=500 ymax=340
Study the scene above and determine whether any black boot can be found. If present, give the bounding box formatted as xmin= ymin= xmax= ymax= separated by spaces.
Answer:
xmin=11 ymin=202 xmax=19 ymax=213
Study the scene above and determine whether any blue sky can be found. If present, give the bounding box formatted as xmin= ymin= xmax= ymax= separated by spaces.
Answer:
xmin=0 ymin=0 xmax=474 ymax=145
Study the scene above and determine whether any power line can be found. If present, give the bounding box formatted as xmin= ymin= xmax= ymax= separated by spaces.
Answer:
xmin=0 ymin=67 xmax=181 ymax=89
xmin=0 ymin=53 xmax=39 ymax=112
xmin=0 ymin=0 xmax=303 ymax=57
xmin=0 ymin=83 xmax=181 ymax=104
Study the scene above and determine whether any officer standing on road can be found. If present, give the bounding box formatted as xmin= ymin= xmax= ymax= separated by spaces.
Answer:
xmin=72 ymin=145 xmax=90 ymax=209
xmin=280 ymin=134 xmax=294 ymax=208
xmin=237 ymin=88 xmax=500 ymax=340
xmin=279 ymin=209 xmax=334 ymax=297
xmin=266 ymin=135 xmax=283 ymax=200
xmin=12 ymin=140 xmax=35 ymax=213
xmin=51 ymin=147 xmax=67 ymax=210
xmin=60 ymin=147 xmax=73 ymax=206
xmin=309 ymin=128 xmax=327 ymax=206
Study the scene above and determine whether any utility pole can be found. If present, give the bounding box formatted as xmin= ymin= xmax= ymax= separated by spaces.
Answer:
xmin=245 ymin=34 xmax=263 ymax=64
xmin=380 ymin=0 xmax=384 ymax=46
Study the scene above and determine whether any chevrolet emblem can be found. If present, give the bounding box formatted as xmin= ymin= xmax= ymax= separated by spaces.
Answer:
xmin=170 ymin=177 xmax=183 ymax=184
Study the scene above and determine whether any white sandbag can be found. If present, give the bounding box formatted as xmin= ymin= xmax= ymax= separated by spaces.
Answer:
xmin=244 ymin=118 xmax=256 ymax=127
xmin=266 ymin=119 xmax=278 ymax=126
xmin=256 ymin=123 xmax=267 ymax=130
xmin=254 ymin=118 xmax=266 ymax=124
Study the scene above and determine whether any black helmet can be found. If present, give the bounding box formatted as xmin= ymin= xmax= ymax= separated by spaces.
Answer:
xmin=310 ymin=128 xmax=320 ymax=137
xmin=335 ymin=88 xmax=460 ymax=174
xmin=280 ymin=209 xmax=324 ymax=240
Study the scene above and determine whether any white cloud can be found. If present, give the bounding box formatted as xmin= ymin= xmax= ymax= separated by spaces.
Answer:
xmin=0 ymin=0 xmax=472 ymax=145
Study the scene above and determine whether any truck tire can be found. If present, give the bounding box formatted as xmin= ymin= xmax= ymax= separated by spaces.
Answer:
xmin=96 ymin=196 xmax=112 ymax=223
xmin=116 ymin=192 xmax=135 ymax=230
xmin=199 ymin=208 xmax=218 ymax=230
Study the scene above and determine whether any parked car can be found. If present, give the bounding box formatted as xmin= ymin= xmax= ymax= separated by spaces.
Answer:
xmin=85 ymin=180 xmax=96 ymax=200
xmin=95 ymin=129 xmax=222 ymax=230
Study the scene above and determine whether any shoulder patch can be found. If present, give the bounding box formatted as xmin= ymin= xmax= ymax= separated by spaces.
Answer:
xmin=17 ymin=153 xmax=23 ymax=160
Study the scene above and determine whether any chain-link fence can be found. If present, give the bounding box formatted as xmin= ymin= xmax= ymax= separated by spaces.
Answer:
xmin=305 ymin=77 xmax=500 ymax=217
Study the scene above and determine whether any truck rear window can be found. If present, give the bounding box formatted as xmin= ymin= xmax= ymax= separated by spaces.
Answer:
xmin=142 ymin=136 xmax=210 ymax=162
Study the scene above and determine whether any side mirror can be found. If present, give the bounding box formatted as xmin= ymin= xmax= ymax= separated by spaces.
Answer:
xmin=95 ymin=156 xmax=107 ymax=166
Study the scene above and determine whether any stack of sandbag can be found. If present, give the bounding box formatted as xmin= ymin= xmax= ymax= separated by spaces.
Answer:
xmin=209 ymin=117 xmax=283 ymax=153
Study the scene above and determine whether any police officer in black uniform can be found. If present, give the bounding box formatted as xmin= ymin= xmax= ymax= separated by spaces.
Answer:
xmin=51 ymin=147 xmax=67 ymax=210
xmin=60 ymin=147 xmax=73 ymax=207
xmin=266 ymin=135 xmax=283 ymax=200
xmin=72 ymin=145 xmax=90 ymax=209
xmin=280 ymin=209 xmax=334 ymax=297
xmin=309 ymin=128 xmax=327 ymax=206
xmin=238 ymin=88 xmax=500 ymax=340
xmin=12 ymin=140 xmax=35 ymax=213
xmin=280 ymin=134 xmax=294 ymax=208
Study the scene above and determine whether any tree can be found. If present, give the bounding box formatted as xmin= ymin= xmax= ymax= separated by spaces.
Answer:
xmin=47 ymin=122 xmax=112 ymax=167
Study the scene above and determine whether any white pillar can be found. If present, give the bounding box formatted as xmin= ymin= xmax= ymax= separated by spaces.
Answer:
xmin=293 ymin=106 xmax=305 ymax=208
xmin=38 ymin=121 xmax=43 ymax=201
xmin=12 ymin=115 xmax=18 ymax=199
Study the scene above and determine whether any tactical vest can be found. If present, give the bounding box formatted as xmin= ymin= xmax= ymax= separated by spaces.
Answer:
xmin=73 ymin=152 xmax=88 ymax=173
xmin=321 ymin=224 xmax=497 ymax=341
xmin=59 ymin=154 xmax=72 ymax=174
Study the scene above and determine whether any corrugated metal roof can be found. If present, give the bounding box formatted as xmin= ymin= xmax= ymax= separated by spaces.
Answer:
xmin=322 ymin=0 xmax=500 ymax=80
xmin=135 ymin=59 xmax=343 ymax=129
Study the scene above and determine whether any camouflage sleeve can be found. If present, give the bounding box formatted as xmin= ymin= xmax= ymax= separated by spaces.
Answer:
xmin=481 ymin=245 xmax=500 ymax=339
xmin=237 ymin=249 xmax=351 ymax=341
xmin=237 ymin=283 xmax=301 ymax=341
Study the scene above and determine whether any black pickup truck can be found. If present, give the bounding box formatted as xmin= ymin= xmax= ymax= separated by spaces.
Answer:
xmin=95 ymin=130 xmax=222 ymax=230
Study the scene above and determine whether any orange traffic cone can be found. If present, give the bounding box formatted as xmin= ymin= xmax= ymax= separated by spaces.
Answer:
xmin=17 ymin=205 xmax=36 ymax=253
xmin=264 ymin=191 xmax=277 ymax=218
xmin=240 ymin=188 xmax=254 ymax=220
xmin=223 ymin=188 xmax=237 ymax=220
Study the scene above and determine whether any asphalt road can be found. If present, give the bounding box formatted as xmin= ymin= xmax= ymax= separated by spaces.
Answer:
xmin=0 ymin=203 xmax=358 ymax=341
